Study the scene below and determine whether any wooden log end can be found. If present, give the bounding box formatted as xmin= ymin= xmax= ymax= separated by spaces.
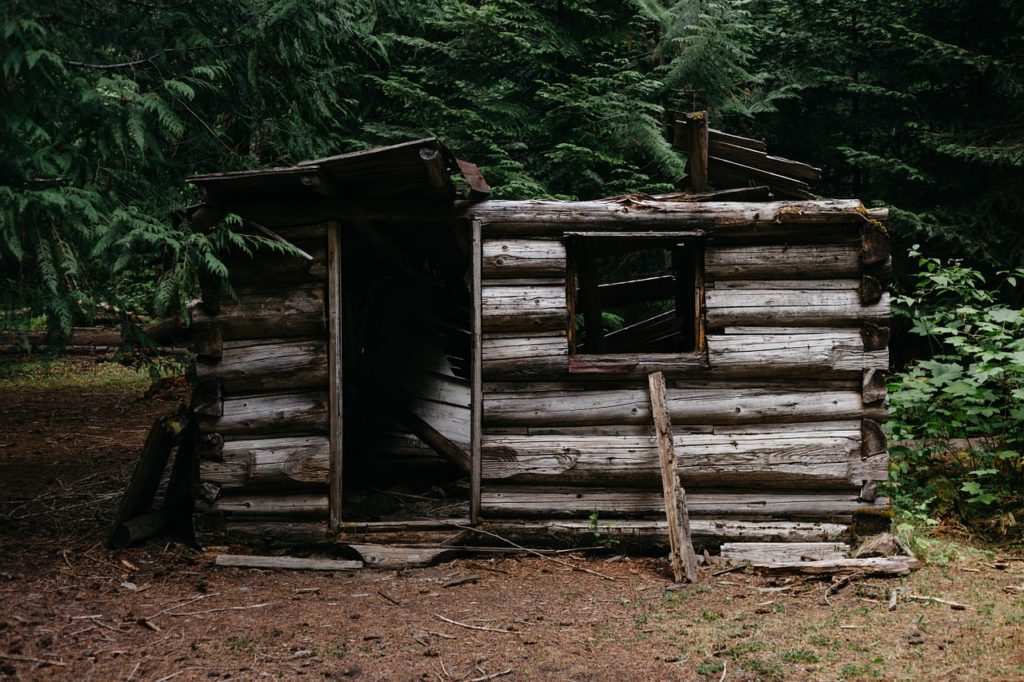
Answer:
xmin=860 ymin=221 xmax=891 ymax=266
xmin=861 ymin=419 xmax=887 ymax=458
xmin=862 ymin=369 xmax=889 ymax=405
xmin=861 ymin=323 xmax=890 ymax=352
xmin=858 ymin=275 xmax=884 ymax=305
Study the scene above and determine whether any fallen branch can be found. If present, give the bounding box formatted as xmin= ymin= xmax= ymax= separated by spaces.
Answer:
xmin=435 ymin=614 xmax=512 ymax=634
xmin=905 ymin=594 xmax=967 ymax=610
xmin=470 ymin=669 xmax=513 ymax=682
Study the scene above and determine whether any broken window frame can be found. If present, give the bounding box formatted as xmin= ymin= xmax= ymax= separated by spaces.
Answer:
xmin=565 ymin=233 xmax=705 ymax=361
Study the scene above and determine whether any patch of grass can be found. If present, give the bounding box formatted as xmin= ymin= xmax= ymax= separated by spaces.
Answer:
xmin=781 ymin=648 xmax=819 ymax=664
xmin=723 ymin=640 xmax=763 ymax=659
xmin=696 ymin=658 xmax=724 ymax=675
xmin=225 ymin=635 xmax=252 ymax=652
xmin=0 ymin=357 xmax=154 ymax=392
xmin=739 ymin=658 xmax=784 ymax=678
xmin=809 ymin=635 xmax=831 ymax=647
xmin=700 ymin=610 xmax=723 ymax=622
xmin=840 ymin=663 xmax=882 ymax=678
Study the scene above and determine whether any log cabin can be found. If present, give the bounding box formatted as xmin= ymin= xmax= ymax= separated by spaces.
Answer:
xmin=185 ymin=132 xmax=892 ymax=559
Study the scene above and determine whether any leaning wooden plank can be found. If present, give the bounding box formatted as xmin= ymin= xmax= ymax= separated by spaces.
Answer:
xmin=480 ymin=488 xmax=890 ymax=520
xmin=196 ymin=339 xmax=328 ymax=392
xmin=744 ymin=555 xmax=920 ymax=576
xmin=481 ymin=427 xmax=867 ymax=487
xmin=720 ymin=542 xmax=850 ymax=563
xmin=705 ymin=244 xmax=861 ymax=280
xmin=707 ymin=331 xmax=889 ymax=378
xmin=215 ymin=554 xmax=362 ymax=571
xmin=706 ymin=285 xmax=890 ymax=327
xmin=708 ymin=157 xmax=814 ymax=199
xmin=649 ymin=372 xmax=698 ymax=582
xmin=200 ymin=436 xmax=330 ymax=490
xmin=191 ymin=285 xmax=326 ymax=341
xmin=483 ymin=385 xmax=873 ymax=427
xmin=108 ymin=409 xmax=189 ymax=546
xmin=482 ymin=239 xmax=566 ymax=279
xmin=200 ymin=391 xmax=329 ymax=436
xmin=707 ymin=128 xmax=767 ymax=152
xmin=200 ymin=493 xmax=329 ymax=517
xmin=593 ymin=275 xmax=676 ymax=308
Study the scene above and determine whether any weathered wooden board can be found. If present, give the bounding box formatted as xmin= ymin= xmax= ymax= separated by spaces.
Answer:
xmin=707 ymin=331 xmax=889 ymax=377
xmin=481 ymin=426 xmax=881 ymax=487
xmin=719 ymin=542 xmax=849 ymax=562
xmin=200 ymin=436 xmax=330 ymax=490
xmin=480 ymin=487 xmax=889 ymax=520
xmin=706 ymin=244 xmax=861 ymax=280
xmin=191 ymin=285 xmax=326 ymax=340
xmin=199 ymin=493 xmax=329 ymax=517
xmin=200 ymin=391 xmax=329 ymax=436
xmin=707 ymin=140 xmax=822 ymax=183
xmin=481 ymin=283 xmax=567 ymax=332
xmin=214 ymin=554 xmax=362 ymax=571
xmin=197 ymin=339 xmax=328 ymax=392
xmin=706 ymin=285 xmax=889 ymax=327
xmin=483 ymin=383 xmax=877 ymax=427
xmin=482 ymin=239 xmax=566 ymax=279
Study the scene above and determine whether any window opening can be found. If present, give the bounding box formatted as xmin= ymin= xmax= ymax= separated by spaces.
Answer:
xmin=570 ymin=238 xmax=702 ymax=355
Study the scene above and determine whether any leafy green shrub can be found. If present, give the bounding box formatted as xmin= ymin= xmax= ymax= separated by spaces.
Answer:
xmin=887 ymin=247 xmax=1024 ymax=536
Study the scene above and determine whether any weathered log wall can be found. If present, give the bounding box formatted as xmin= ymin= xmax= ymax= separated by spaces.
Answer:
xmin=473 ymin=201 xmax=891 ymax=535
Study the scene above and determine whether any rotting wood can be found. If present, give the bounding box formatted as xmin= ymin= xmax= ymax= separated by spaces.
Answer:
xmin=193 ymin=326 xmax=223 ymax=359
xmin=706 ymin=331 xmax=889 ymax=378
xmin=744 ymin=555 xmax=919 ymax=576
xmin=861 ymin=419 xmax=887 ymax=457
xmin=648 ymin=372 xmax=698 ymax=582
xmin=200 ymin=436 xmax=330 ymax=490
xmin=472 ymin=219 xmax=484 ymax=524
xmin=480 ymin=488 xmax=890 ymax=520
xmin=862 ymin=369 xmax=888 ymax=405
xmin=861 ymin=323 xmax=890 ymax=352
xmin=191 ymin=285 xmax=326 ymax=341
xmin=190 ymin=379 xmax=223 ymax=418
xmin=214 ymin=554 xmax=361 ymax=571
xmin=199 ymin=391 xmax=329 ymax=436
xmin=199 ymin=493 xmax=329 ymax=517
xmin=110 ymin=511 xmax=170 ymax=549
xmin=860 ymin=221 xmax=891 ymax=265
xmin=720 ymin=542 xmax=849 ymax=563
xmin=349 ymin=544 xmax=456 ymax=568
xmin=859 ymin=275 xmax=884 ymax=305
xmin=688 ymin=111 xmax=709 ymax=192
xmin=109 ymin=408 xmax=189 ymax=546
xmin=196 ymin=339 xmax=328 ymax=392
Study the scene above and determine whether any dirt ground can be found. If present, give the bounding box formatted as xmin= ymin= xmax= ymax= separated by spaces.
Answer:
xmin=1 ymin=356 xmax=1023 ymax=681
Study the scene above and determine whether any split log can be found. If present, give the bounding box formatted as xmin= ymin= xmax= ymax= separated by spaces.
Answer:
xmin=862 ymin=369 xmax=888 ymax=404
xmin=480 ymin=487 xmax=890 ymax=521
xmin=649 ymin=371 xmax=698 ymax=582
xmin=191 ymin=285 xmax=326 ymax=341
xmin=705 ymin=244 xmax=861 ymax=280
xmin=861 ymin=419 xmax=887 ymax=457
xmin=199 ymin=493 xmax=329 ymax=517
xmin=859 ymin=275 xmax=884 ymax=304
xmin=214 ymin=554 xmax=362 ymax=571
xmin=110 ymin=511 xmax=170 ymax=549
xmin=200 ymin=436 xmax=330 ymax=490
xmin=200 ymin=391 xmax=329 ymax=436
xmin=705 ymin=285 xmax=890 ymax=327
xmin=196 ymin=338 xmax=329 ymax=392
xmin=483 ymin=383 xmax=880 ymax=427
xmin=719 ymin=542 xmax=849 ymax=563
xmin=481 ymin=283 xmax=567 ymax=333
xmin=706 ymin=331 xmax=889 ymax=378
xmin=482 ymin=240 xmax=566 ymax=279
xmin=481 ymin=425 xmax=881 ymax=487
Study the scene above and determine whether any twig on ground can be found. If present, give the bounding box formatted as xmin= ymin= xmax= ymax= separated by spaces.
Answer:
xmin=438 ymin=520 xmax=615 ymax=581
xmin=126 ymin=660 xmax=142 ymax=681
xmin=435 ymin=614 xmax=512 ymax=634
xmin=905 ymin=594 xmax=967 ymax=610
xmin=712 ymin=564 xmax=747 ymax=577
xmin=167 ymin=602 xmax=270 ymax=616
xmin=470 ymin=669 xmax=513 ymax=682
xmin=377 ymin=590 xmax=401 ymax=606
xmin=0 ymin=653 xmax=68 ymax=667
xmin=443 ymin=575 xmax=481 ymax=588
xmin=824 ymin=572 xmax=862 ymax=606
xmin=143 ymin=593 xmax=217 ymax=620
xmin=719 ymin=659 xmax=728 ymax=682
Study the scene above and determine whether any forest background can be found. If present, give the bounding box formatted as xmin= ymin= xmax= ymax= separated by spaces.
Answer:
xmin=2 ymin=0 xmax=1023 ymax=539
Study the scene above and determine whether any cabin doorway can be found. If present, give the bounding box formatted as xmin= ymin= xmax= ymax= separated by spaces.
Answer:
xmin=336 ymin=220 xmax=474 ymax=525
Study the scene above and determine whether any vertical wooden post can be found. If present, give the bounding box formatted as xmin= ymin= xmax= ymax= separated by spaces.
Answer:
xmin=470 ymin=219 xmax=483 ymax=524
xmin=327 ymin=221 xmax=344 ymax=531
xmin=688 ymin=111 xmax=709 ymax=192
xmin=648 ymin=371 xmax=698 ymax=583
xmin=576 ymin=240 xmax=606 ymax=353
xmin=672 ymin=244 xmax=695 ymax=352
